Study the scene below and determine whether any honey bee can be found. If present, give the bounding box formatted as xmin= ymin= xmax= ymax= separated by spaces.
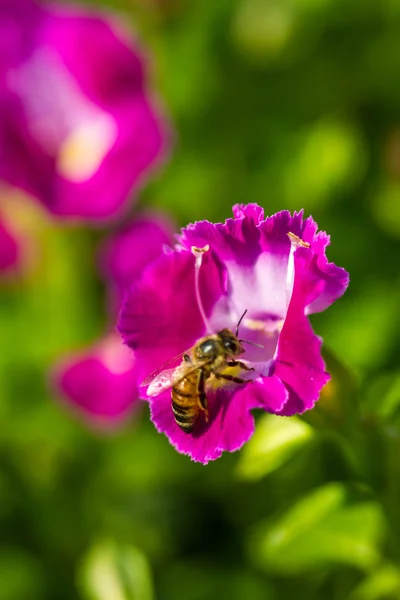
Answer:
xmin=141 ymin=312 xmax=255 ymax=433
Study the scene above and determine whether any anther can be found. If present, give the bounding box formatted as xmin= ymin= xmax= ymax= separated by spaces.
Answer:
xmin=286 ymin=232 xmax=311 ymax=308
xmin=287 ymin=232 xmax=310 ymax=249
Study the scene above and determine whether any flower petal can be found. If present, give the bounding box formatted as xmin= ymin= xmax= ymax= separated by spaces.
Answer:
xmin=303 ymin=222 xmax=349 ymax=314
xmin=53 ymin=337 xmax=139 ymax=428
xmin=232 ymin=203 xmax=265 ymax=223
xmin=118 ymin=248 xmax=228 ymax=383
xmin=177 ymin=207 xmax=347 ymax=328
xmin=273 ymin=246 xmax=330 ymax=415
xmin=149 ymin=386 xmax=255 ymax=464
xmin=99 ymin=212 xmax=174 ymax=315
xmin=148 ymin=376 xmax=289 ymax=464
xmin=178 ymin=209 xmax=292 ymax=326
xmin=245 ymin=376 xmax=289 ymax=412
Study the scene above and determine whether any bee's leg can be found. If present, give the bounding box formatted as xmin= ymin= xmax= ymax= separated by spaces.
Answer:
xmin=196 ymin=370 xmax=209 ymax=422
xmin=212 ymin=371 xmax=254 ymax=385
xmin=226 ymin=360 xmax=255 ymax=372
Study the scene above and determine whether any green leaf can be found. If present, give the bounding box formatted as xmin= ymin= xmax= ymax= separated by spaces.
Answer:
xmin=350 ymin=564 xmax=400 ymax=600
xmin=231 ymin=0 xmax=296 ymax=61
xmin=363 ymin=371 xmax=400 ymax=422
xmin=282 ymin=119 xmax=366 ymax=210
xmin=249 ymin=483 xmax=385 ymax=574
xmin=316 ymin=282 xmax=400 ymax=373
xmin=161 ymin=562 xmax=276 ymax=600
xmin=79 ymin=541 xmax=154 ymax=600
xmin=236 ymin=414 xmax=315 ymax=481
xmin=371 ymin=181 xmax=400 ymax=239
xmin=0 ymin=548 xmax=44 ymax=600
xmin=302 ymin=345 xmax=359 ymax=431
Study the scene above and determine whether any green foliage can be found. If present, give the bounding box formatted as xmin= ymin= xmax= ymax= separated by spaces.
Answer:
xmin=249 ymin=484 xmax=385 ymax=574
xmin=160 ymin=561 xmax=276 ymax=600
xmin=237 ymin=414 xmax=315 ymax=481
xmin=79 ymin=541 xmax=154 ymax=600
xmin=0 ymin=548 xmax=45 ymax=600
xmin=350 ymin=564 xmax=400 ymax=600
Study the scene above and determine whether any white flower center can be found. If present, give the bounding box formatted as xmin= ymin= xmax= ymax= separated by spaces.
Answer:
xmin=205 ymin=231 xmax=307 ymax=378
xmin=7 ymin=47 xmax=118 ymax=182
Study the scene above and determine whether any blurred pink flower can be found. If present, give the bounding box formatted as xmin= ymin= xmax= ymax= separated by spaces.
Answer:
xmin=0 ymin=0 xmax=169 ymax=221
xmin=54 ymin=335 xmax=140 ymax=428
xmin=53 ymin=210 xmax=174 ymax=426
xmin=99 ymin=211 xmax=175 ymax=315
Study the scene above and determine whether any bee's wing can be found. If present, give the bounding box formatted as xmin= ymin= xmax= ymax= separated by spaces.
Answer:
xmin=144 ymin=358 xmax=213 ymax=398
xmin=145 ymin=363 xmax=191 ymax=397
xmin=141 ymin=352 xmax=189 ymax=388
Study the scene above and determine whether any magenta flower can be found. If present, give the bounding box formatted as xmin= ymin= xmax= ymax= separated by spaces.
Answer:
xmin=54 ymin=335 xmax=139 ymax=428
xmin=0 ymin=0 xmax=168 ymax=221
xmin=53 ymin=211 xmax=173 ymax=426
xmin=118 ymin=204 xmax=349 ymax=463
xmin=99 ymin=211 xmax=175 ymax=315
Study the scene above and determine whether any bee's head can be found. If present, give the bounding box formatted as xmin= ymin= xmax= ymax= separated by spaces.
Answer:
xmin=218 ymin=329 xmax=244 ymax=356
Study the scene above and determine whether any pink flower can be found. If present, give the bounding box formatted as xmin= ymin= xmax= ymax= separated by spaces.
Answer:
xmin=53 ymin=211 xmax=174 ymax=426
xmin=99 ymin=211 xmax=175 ymax=315
xmin=54 ymin=335 xmax=139 ymax=428
xmin=0 ymin=0 xmax=168 ymax=221
xmin=118 ymin=204 xmax=349 ymax=463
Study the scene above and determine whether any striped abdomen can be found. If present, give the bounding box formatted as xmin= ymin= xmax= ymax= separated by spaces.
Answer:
xmin=171 ymin=370 xmax=204 ymax=433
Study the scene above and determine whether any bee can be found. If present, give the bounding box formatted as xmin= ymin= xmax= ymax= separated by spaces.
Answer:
xmin=141 ymin=312 xmax=255 ymax=433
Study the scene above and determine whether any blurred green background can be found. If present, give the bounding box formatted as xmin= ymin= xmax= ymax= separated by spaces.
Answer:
xmin=2 ymin=0 xmax=400 ymax=598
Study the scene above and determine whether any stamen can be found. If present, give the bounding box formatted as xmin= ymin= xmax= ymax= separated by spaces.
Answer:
xmin=191 ymin=245 xmax=212 ymax=333
xmin=286 ymin=232 xmax=310 ymax=307
xmin=287 ymin=232 xmax=310 ymax=248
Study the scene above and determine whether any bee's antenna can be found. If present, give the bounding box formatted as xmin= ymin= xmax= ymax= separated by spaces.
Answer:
xmin=192 ymin=245 xmax=212 ymax=334
xmin=239 ymin=339 xmax=264 ymax=349
xmin=236 ymin=309 xmax=264 ymax=348
xmin=235 ymin=309 xmax=248 ymax=337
